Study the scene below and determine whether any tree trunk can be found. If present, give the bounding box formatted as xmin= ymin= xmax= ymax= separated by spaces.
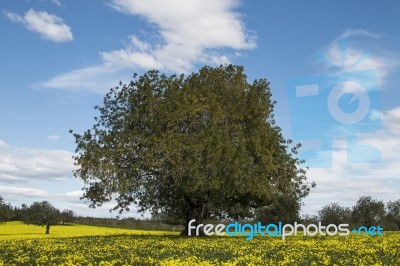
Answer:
xmin=181 ymin=196 xmax=205 ymax=236
xmin=45 ymin=222 xmax=50 ymax=234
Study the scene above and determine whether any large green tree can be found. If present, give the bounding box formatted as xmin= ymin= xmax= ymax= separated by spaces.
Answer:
xmin=71 ymin=65 xmax=314 ymax=235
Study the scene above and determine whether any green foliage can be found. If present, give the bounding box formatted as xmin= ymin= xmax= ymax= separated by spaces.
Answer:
xmin=255 ymin=193 xmax=301 ymax=224
xmin=0 ymin=196 xmax=13 ymax=223
xmin=23 ymin=201 xmax=60 ymax=234
xmin=386 ymin=200 xmax=400 ymax=230
xmin=318 ymin=202 xmax=351 ymax=226
xmin=70 ymin=65 xmax=314 ymax=232
xmin=60 ymin=209 xmax=76 ymax=224
xmin=352 ymin=196 xmax=385 ymax=227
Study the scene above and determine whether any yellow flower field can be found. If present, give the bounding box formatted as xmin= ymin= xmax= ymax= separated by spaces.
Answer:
xmin=0 ymin=221 xmax=171 ymax=239
xmin=1 ymin=222 xmax=399 ymax=265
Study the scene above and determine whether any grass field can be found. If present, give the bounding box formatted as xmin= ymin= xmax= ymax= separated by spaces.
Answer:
xmin=1 ymin=222 xmax=399 ymax=265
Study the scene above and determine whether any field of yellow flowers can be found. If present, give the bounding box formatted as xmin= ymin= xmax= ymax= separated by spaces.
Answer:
xmin=1 ymin=221 xmax=399 ymax=265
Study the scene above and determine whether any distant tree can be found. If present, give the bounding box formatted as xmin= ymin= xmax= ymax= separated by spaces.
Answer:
xmin=301 ymin=214 xmax=319 ymax=226
xmin=318 ymin=202 xmax=351 ymax=225
xmin=60 ymin=209 xmax=76 ymax=225
xmin=0 ymin=195 xmax=5 ymax=223
xmin=386 ymin=200 xmax=400 ymax=230
xmin=70 ymin=65 xmax=314 ymax=235
xmin=256 ymin=194 xmax=301 ymax=224
xmin=12 ymin=203 xmax=28 ymax=221
xmin=0 ymin=195 xmax=13 ymax=223
xmin=352 ymin=196 xmax=385 ymax=227
xmin=23 ymin=201 xmax=60 ymax=234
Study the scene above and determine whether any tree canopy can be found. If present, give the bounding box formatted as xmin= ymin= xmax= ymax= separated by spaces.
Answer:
xmin=0 ymin=195 xmax=13 ymax=223
xmin=61 ymin=209 xmax=76 ymax=225
xmin=23 ymin=201 xmax=60 ymax=234
xmin=70 ymin=65 xmax=314 ymax=234
xmin=352 ymin=196 xmax=385 ymax=228
xmin=318 ymin=202 xmax=351 ymax=226
xmin=386 ymin=200 xmax=400 ymax=230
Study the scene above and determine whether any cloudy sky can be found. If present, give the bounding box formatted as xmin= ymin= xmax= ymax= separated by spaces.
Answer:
xmin=0 ymin=0 xmax=399 ymax=218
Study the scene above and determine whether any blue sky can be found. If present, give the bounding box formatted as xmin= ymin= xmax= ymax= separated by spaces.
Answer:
xmin=0 ymin=0 xmax=399 ymax=218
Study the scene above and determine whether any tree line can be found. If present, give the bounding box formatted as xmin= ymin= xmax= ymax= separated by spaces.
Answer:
xmin=1 ymin=194 xmax=400 ymax=234
xmin=303 ymin=196 xmax=400 ymax=231
xmin=0 ymin=195 xmax=180 ymax=233
xmin=0 ymin=196 xmax=75 ymax=234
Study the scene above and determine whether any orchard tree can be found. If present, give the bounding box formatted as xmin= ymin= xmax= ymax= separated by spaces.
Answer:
xmin=386 ymin=200 xmax=400 ymax=230
xmin=70 ymin=65 xmax=314 ymax=235
xmin=60 ymin=209 xmax=76 ymax=225
xmin=13 ymin=203 xmax=28 ymax=221
xmin=23 ymin=201 xmax=60 ymax=234
xmin=0 ymin=195 xmax=13 ymax=223
xmin=318 ymin=202 xmax=351 ymax=226
xmin=352 ymin=196 xmax=385 ymax=227
xmin=255 ymin=193 xmax=301 ymax=224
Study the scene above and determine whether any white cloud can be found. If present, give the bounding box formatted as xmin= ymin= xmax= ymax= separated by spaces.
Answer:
xmin=68 ymin=202 xmax=150 ymax=218
xmin=57 ymin=189 xmax=152 ymax=218
xmin=57 ymin=190 xmax=84 ymax=203
xmin=302 ymin=106 xmax=400 ymax=214
xmin=0 ymin=186 xmax=49 ymax=199
xmin=37 ymin=0 xmax=255 ymax=91
xmin=100 ymin=36 xmax=163 ymax=70
xmin=0 ymin=139 xmax=75 ymax=183
xmin=6 ymin=9 xmax=73 ymax=43
xmin=382 ymin=106 xmax=400 ymax=133
xmin=107 ymin=0 xmax=255 ymax=72
xmin=369 ymin=109 xmax=383 ymax=121
xmin=0 ymin=139 xmax=76 ymax=209
xmin=35 ymin=64 xmax=129 ymax=93
xmin=0 ymin=142 xmax=144 ymax=218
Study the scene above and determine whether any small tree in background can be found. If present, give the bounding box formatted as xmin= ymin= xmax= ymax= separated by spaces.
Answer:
xmin=0 ymin=195 xmax=13 ymax=223
xmin=256 ymin=194 xmax=301 ymax=224
xmin=318 ymin=202 xmax=351 ymax=226
xmin=301 ymin=213 xmax=319 ymax=226
xmin=23 ymin=201 xmax=60 ymax=234
xmin=352 ymin=196 xmax=385 ymax=227
xmin=11 ymin=204 xmax=28 ymax=222
xmin=60 ymin=209 xmax=76 ymax=225
xmin=386 ymin=200 xmax=400 ymax=230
